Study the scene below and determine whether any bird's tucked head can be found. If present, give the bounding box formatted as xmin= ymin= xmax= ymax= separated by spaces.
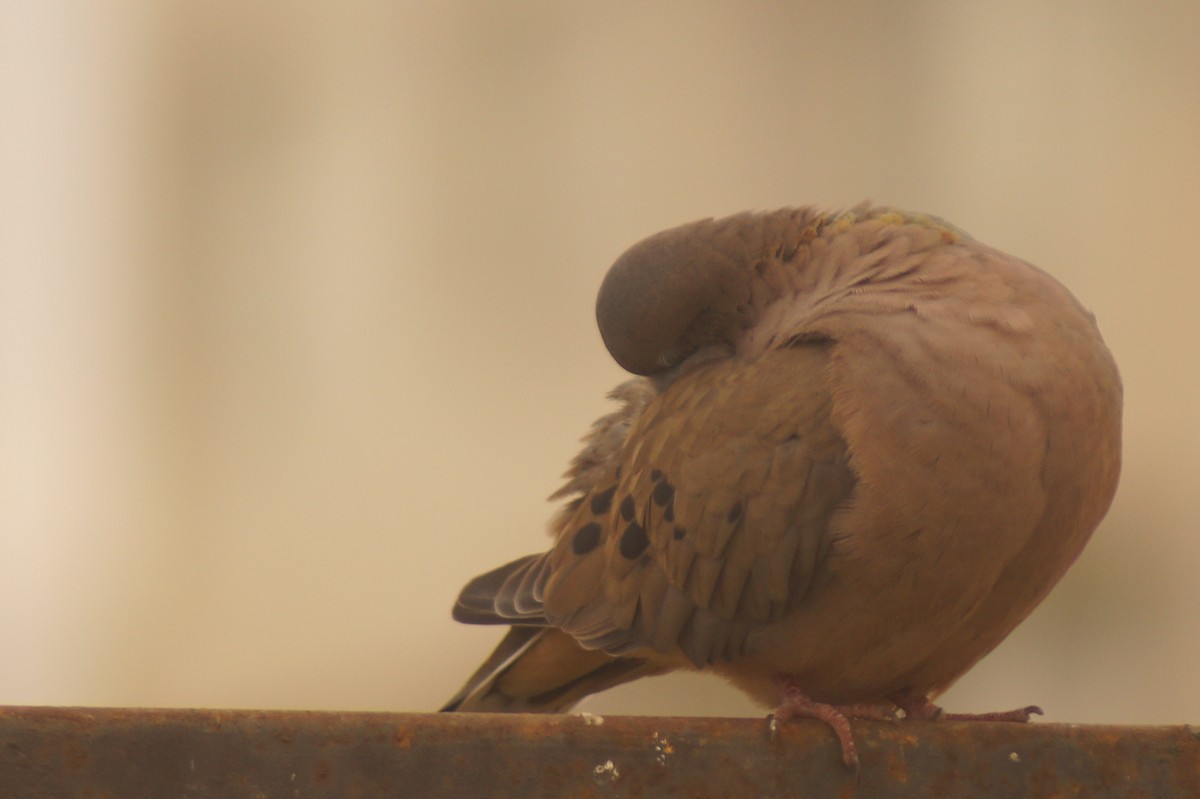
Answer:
xmin=595 ymin=205 xmax=978 ymax=377
xmin=595 ymin=210 xmax=821 ymax=376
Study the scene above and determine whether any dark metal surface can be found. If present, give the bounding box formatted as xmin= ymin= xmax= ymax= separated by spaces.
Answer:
xmin=1 ymin=706 xmax=1197 ymax=798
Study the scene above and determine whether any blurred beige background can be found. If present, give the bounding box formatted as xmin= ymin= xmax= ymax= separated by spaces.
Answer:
xmin=2 ymin=1 xmax=1197 ymax=724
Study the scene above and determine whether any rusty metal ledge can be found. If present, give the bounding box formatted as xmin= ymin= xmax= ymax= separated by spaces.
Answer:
xmin=1 ymin=706 xmax=1197 ymax=798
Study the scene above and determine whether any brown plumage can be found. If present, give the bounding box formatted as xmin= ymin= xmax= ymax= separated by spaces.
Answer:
xmin=442 ymin=204 xmax=1122 ymax=765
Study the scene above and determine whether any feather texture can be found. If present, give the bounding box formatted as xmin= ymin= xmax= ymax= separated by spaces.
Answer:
xmin=444 ymin=204 xmax=1122 ymax=720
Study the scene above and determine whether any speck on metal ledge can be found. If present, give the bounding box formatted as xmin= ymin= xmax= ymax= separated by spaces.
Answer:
xmin=1 ymin=706 xmax=1197 ymax=797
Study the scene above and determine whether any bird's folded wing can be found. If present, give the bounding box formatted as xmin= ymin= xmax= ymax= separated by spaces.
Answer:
xmin=535 ymin=340 xmax=855 ymax=666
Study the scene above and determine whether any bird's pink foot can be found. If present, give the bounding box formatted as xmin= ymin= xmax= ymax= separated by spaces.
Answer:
xmin=889 ymin=691 xmax=1043 ymax=722
xmin=771 ymin=675 xmax=896 ymax=768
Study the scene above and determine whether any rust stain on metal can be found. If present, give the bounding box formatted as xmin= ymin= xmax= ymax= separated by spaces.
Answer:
xmin=0 ymin=706 xmax=1197 ymax=797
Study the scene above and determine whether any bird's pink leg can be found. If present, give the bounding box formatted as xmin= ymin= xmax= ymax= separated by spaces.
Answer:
xmin=889 ymin=690 xmax=1043 ymax=722
xmin=771 ymin=675 xmax=897 ymax=768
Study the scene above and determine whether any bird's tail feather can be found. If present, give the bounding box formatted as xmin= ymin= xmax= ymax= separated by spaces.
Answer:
xmin=441 ymin=626 xmax=665 ymax=712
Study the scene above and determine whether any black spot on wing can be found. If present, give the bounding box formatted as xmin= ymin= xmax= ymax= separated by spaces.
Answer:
xmin=590 ymin=485 xmax=616 ymax=516
xmin=619 ymin=494 xmax=636 ymax=522
xmin=619 ymin=522 xmax=649 ymax=559
xmin=571 ymin=522 xmax=603 ymax=555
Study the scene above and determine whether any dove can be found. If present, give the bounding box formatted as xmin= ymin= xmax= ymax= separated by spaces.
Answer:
xmin=442 ymin=204 xmax=1122 ymax=766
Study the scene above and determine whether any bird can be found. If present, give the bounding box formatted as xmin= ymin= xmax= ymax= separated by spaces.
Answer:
xmin=441 ymin=204 xmax=1123 ymax=767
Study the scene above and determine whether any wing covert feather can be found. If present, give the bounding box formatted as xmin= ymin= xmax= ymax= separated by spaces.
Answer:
xmin=541 ymin=341 xmax=855 ymax=665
